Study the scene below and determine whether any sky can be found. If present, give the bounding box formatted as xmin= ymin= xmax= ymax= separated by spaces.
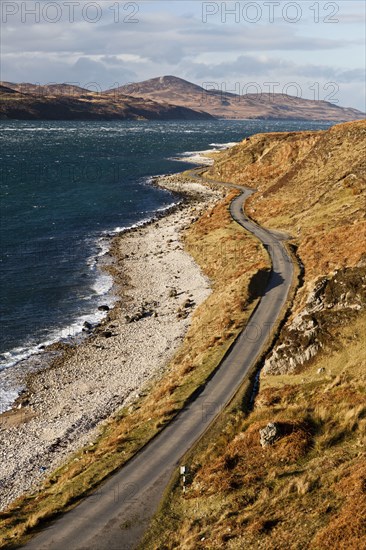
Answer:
xmin=1 ymin=0 xmax=365 ymax=110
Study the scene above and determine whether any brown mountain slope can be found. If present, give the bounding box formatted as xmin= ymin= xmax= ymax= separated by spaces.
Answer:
xmin=207 ymin=119 xmax=366 ymax=300
xmin=142 ymin=120 xmax=366 ymax=549
xmin=0 ymin=84 xmax=213 ymax=121
xmin=0 ymin=84 xmax=22 ymax=95
xmin=0 ymin=82 xmax=90 ymax=97
xmin=111 ymin=75 xmax=365 ymax=121
xmin=2 ymin=76 xmax=364 ymax=121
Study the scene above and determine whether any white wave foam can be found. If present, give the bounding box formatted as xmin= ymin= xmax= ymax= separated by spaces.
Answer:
xmin=209 ymin=142 xmax=238 ymax=149
xmin=170 ymin=150 xmax=214 ymax=165
xmin=0 ymin=250 xmax=118 ymax=375
xmin=104 ymin=202 xmax=180 ymax=238
xmin=0 ymin=341 xmax=54 ymax=371
xmin=0 ymin=304 xmax=110 ymax=373
xmin=170 ymin=142 xmax=237 ymax=167
xmin=87 ymin=236 xmax=111 ymax=269
xmin=92 ymin=272 xmax=114 ymax=295
xmin=106 ymin=219 xmax=149 ymax=236
xmin=0 ymin=386 xmax=21 ymax=413
xmin=1 ymin=128 xmax=78 ymax=132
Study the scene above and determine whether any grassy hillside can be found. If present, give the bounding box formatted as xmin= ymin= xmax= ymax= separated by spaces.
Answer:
xmin=207 ymin=120 xmax=366 ymax=308
xmin=0 ymin=85 xmax=213 ymax=120
xmin=112 ymin=76 xmax=365 ymax=122
xmin=142 ymin=120 xmax=366 ymax=549
xmin=4 ymin=76 xmax=364 ymax=121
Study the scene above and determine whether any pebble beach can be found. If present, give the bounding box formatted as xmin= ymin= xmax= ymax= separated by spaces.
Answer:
xmin=0 ymin=174 xmax=224 ymax=510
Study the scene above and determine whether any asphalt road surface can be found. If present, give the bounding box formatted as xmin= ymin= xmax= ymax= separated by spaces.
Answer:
xmin=22 ymin=177 xmax=294 ymax=550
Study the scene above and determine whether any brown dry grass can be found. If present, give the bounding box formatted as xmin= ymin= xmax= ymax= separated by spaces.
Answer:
xmin=141 ymin=313 xmax=366 ymax=550
xmin=0 ymin=189 xmax=269 ymax=548
xmin=206 ymin=119 xmax=366 ymax=313
xmin=140 ymin=121 xmax=366 ymax=550
xmin=312 ymin=462 xmax=366 ymax=549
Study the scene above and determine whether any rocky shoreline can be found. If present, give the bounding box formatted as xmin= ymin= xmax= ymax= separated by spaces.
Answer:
xmin=0 ymin=174 xmax=225 ymax=510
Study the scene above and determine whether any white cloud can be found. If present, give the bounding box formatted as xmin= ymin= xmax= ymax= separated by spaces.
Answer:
xmin=1 ymin=1 xmax=364 ymax=109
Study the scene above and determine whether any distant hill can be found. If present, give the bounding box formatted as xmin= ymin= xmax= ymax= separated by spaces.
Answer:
xmin=0 ymin=84 xmax=21 ymax=95
xmin=0 ymin=82 xmax=90 ymax=97
xmin=1 ymin=76 xmax=364 ymax=121
xmin=111 ymin=75 xmax=365 ymax=122
xmin=110 ymin=76 xmax=205 ymax=100
xmin=0 ymin=83 xmax=213 ymax=121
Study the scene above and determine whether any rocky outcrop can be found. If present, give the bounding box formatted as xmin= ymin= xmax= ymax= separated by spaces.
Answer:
xmin=263 ymin=265 xmax=366 ymax=375
xmin=125 ymin=301 xmax=159 ymax=323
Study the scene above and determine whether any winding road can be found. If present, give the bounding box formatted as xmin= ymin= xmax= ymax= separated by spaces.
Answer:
xmin=23 ymin=175 xmax=294 ymax=550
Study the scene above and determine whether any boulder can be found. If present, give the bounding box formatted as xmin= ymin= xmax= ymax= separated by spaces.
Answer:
xmin=259 ymin=422 xmax=279 ymax=447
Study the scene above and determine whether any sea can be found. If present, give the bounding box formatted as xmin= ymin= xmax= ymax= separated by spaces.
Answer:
xmin=0 ymin=119 xmax=332 ymax=409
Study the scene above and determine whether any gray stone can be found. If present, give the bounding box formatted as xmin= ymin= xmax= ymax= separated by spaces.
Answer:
xmin=259 ymin=422 xmax=279 ymax=447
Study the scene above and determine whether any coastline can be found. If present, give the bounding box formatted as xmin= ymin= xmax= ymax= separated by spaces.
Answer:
xmin=0 ymin=191 xmax=183 ymax=392
xmin=3 ymin=120 xmax=364 ymax=550
xmin=0 ymin=173 xmax=225 ymax=510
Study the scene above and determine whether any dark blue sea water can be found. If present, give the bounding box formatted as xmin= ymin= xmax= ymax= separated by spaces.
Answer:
xmin=0 ymin=119 xmax=332 ymax=393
